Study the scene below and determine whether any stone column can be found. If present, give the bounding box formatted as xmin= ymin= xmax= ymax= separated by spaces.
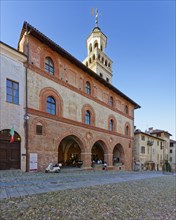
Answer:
xmin=104 ymin=153 xmax=113 ymax=169
xmin=81 ymin=152 xmax=92 ymax=169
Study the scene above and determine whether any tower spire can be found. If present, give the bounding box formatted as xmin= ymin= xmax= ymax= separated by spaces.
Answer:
xmin=83 ymin=10 xmax=113 ymax=84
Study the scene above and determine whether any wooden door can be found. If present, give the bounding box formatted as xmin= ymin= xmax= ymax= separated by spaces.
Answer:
xmin=0 ymin=141 xmax=20 ymax=170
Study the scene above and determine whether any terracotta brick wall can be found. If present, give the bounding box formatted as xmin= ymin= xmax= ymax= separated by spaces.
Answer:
xmin=18 ymin=33 xmax=135 ymax=171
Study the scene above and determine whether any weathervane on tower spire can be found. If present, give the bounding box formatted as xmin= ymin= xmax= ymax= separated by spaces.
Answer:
xmin=91 ymin=8 xmax=100 ymax=27
xmin=95 ymin=8 xmax=99 ymax=27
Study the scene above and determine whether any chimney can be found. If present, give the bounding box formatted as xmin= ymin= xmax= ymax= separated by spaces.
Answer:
xmin=148 ymin=127 xmax=153 ymax=133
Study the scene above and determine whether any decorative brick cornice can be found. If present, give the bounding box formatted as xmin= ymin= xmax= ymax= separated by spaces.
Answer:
xmin=28 ymin=108 xmax=133 ymax=140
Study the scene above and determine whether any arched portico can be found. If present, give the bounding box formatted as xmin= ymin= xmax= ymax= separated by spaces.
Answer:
xmin=0 ymin=129 xmax=21 ymax=170
xmin=113 ymin=144 xmax=125 ymax=166
xmin=91 ymin=140 xmax=107 ymax=165
xmin=58 ymin=135 xmax=84 ymax=167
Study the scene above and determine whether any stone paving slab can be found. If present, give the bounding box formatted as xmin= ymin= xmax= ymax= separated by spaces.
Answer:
xmin=0 ymin=170 xmax=172 ymax=200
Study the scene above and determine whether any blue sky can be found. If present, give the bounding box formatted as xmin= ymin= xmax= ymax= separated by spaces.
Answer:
xmin=1 ymin=0 xmax=175 ymax=139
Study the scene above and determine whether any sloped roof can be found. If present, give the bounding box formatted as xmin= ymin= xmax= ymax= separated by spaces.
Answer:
xmin=134 ymin=130 xmax=164 ymax=141
xmin=170 ymin=139 xmax=176 ymax=143
xmin=151 ymin=129 xmax=172 ymax=136
xmin=18 ymin=21 xmax=140 ymax=109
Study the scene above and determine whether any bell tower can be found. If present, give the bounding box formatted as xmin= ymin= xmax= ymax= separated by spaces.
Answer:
xmin=83 ymin=9 xmax=113 ymax=83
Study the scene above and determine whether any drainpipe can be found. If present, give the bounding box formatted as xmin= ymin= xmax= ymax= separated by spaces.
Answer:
xmin=25 ymin=23 xmax=30 ymax=172
xmin=132 ymin=115 xmax=135 ymax=171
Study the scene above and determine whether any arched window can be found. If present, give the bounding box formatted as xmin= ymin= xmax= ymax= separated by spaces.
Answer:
xmin=82 ymin=104 xmax=95 ymax=126
xmin=108 ymin=115 xmax=116 ymax=132
xmin=110 ymin=119 xmax=114 ymax=131
xmin=98 ymin=54 xmax=101 ymax=60
xmin=89 ymin=44 xmax=92 ymax=53
xmin=86 ymin=62 xmax=88 ymax=67
xmin=89 ymin=58 xmax=91 ymax=64
xmin=109 ymin=96 xmax=113 ymax=107
xmin=101 ymin=45 xmax=103 ymax=51
xmin=46 ymin=96 xmax=56 ymax=115
xmin=105 ymin=60 xmax=107 ymax=66
xmin=125 ymin=125 xmax=129 ymax=136
xmin=85 ymin=110 xmax=91 ymax=125
xmin=125 ymin=105 xmax=129 ymax=114
xmin=94 ymin=41 xmax=98 ymax=48
xmin=93 ymin=54 xmax=95 ymax=60
xmin=45 ymin=57 xmax=54 ymax=74
xmin=85 ymin=81 xmax=91 ymax=94
xmin=102 ymin=57 xmax=104 ymax=63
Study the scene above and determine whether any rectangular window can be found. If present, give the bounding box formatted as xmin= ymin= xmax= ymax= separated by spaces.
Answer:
xmin=85 ymin=114 xmax=91 ymax=125
xmin=160 ymin=142 xmax=163 ymax=150
xmin=141 ymin=135 xmax=145 ymax=141
xmin=6 ymin=79 xmax=19 ymax=104
xmin=36 ymin=125 xmax=43 ymax=135
xmin=141 ymin=146 xmax=145 ymax=154
xmin=170 ymin=149 xmax=172 ymax=154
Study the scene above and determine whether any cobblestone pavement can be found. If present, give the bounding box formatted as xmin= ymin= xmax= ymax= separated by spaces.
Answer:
xmin=0 ymin=169 xmax=168 ymax=199
xmin=0 ymin=170 xmax=175 ymax=219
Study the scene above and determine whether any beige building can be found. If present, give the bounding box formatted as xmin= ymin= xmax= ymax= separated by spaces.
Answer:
xmin=0 ymin=41 xmax=27 ymax=170
xmin=134 ymin=128 xmax=172 ymax=171
xmin=169 ymin=139 xmax=176 ymax=172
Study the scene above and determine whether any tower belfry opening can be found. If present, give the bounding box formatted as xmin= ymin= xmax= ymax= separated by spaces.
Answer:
xmin=83 ymin=9 xmax=113 ymax=83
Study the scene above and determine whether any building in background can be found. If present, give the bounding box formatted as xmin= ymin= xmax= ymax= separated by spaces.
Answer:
xmin=17 ymin=20 xmax=140 ymax=171
xmin=134 ymin=127 xmax=172 ymax=171
xmin=149 ymin=128 xmax=171 ymax=161
xmin=169 ymin=139 xmax=176 ymax=172
xmin=0 ymin=41 xmax=27 ymax=171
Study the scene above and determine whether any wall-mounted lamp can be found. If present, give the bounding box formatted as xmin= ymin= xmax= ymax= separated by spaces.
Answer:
xmin=24 ymin=114 xmax=29 ymax=120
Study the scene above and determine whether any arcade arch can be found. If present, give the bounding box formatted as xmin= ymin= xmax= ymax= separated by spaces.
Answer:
xmin=91 ymin=140 xmax=107 ymax=164
xmin=113 ymin=143 xmax=125 ymax=165
xmin=0 ymin=129 xmax=21 ymax=170
xmin=58 ymin=135 xmax=84 ymax=167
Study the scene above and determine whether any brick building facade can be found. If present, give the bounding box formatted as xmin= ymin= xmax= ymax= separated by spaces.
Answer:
xmin=17 ymin=21 xmax=140 ymax=171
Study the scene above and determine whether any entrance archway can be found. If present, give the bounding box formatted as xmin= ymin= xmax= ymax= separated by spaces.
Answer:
xmin=91 ymin=141 xmax=105 ymax=164
xmin=58 ymin=135 xmax=82 ymax=167
xmin=0 ymin=129 xmax=21 ymax=170
xmin=113 ymin=144 xmax=125 ymax=165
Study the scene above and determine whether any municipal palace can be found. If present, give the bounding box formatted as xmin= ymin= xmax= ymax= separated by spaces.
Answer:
xmin=1 ymin=15 xmax=174 ymax=172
